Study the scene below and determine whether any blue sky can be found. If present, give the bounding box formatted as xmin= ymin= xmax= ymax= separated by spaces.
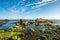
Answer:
xmin=0 ymin=0 xmax=60 ymax=19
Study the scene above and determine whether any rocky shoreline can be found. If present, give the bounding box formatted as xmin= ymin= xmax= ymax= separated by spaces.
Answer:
xmin=0 ymin=18 xmax=60 ymax=40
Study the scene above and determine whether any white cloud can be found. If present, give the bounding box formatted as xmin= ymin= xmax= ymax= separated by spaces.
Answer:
xmin=42 ymin=0 xmax=52 ymax=2
xmin=1 ymin=0 xmax=58 ymax=19
xmin=7 ymin=0 xmax=58 ymax=14
xmin=24 ymin=0 xmax=58 ymax=8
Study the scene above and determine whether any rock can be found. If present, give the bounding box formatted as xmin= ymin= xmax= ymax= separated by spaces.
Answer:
xmin=20 ymin=19 xmax=29 ymax=26
xmin=35 ymin=18 xmax=44 ymax=23
xmin=4 ymin=19 xmax=9 ymax=22
xmin=35 ymin=18 xmax=53 ymax=23
xmin=34 ymin=18 xmax=53 ymax=26
xmin=16 ymin=22 xmax=20 ymax=26
xmin=0 ymin=22 xmax=3 ymax=26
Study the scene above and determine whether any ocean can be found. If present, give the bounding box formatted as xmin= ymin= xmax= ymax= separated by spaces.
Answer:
xmin=0 ymin=20 xmax=60 ymax=30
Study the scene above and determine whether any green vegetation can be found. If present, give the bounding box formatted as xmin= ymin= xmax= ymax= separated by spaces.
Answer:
xmin=0 ymin=18 xmax=60 ymax=40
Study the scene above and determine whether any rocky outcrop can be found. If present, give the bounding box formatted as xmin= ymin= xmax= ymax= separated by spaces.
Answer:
xmin=35 ymin=18 xmax=53 ymax=23
xmin=34 ymin=18 xmax=53 ymax=26
xmin=20 ymin=19 xmax=29 ymax=26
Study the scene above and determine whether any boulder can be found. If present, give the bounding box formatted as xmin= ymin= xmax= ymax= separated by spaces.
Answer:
xmin=20 ymin=19 xmax=29 ymax=26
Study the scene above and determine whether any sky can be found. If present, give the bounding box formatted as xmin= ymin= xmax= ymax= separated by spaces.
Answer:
xmin=0 ymin=0 xmax=60 ymax=19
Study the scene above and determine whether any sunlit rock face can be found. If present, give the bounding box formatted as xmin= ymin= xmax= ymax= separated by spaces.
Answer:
xmin=34 ymin=18 xmax=53 ymax=26
xmin=35 ymin=18 xmax=53 ymax=23
xmin=16 ymin=22 xmax=20 ymax=26
xmin=20 ymin=19 xmax=29 ymax=26
xmin=35 ymin=18 xmax=44 ymax=23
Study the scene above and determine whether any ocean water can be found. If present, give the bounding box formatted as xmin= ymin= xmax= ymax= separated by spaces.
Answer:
xmin=0 ymin=20 xmax=19 ymax=30
xmin=0 ymin=20 xmax=60 ymax=30
xmin=51 ymin=20 xmax=60 ymax=25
